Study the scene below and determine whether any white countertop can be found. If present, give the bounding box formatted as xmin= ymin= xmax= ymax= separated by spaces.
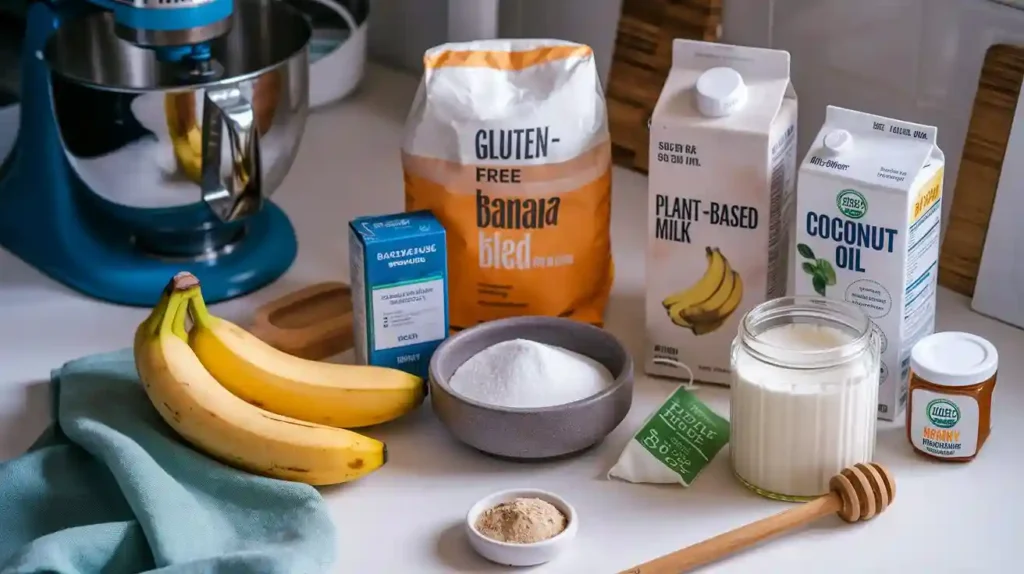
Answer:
xmin=2 ymin=64 xmax=1022 ymax=573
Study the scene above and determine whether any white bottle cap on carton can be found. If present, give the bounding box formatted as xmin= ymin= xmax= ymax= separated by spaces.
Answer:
xmin=823 ymin=129 xmax=852 ymax=154
xmin=695 ymin=67 xmax=747 ymax=117
xmin=910 ymin=331 xmax=999 ymax=387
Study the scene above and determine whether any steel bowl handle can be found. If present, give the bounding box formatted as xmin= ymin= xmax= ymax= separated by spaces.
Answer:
xmin=201 ymin=83 xmax=263 ymax=223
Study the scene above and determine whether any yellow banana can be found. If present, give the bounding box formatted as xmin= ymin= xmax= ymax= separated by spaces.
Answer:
xmin=692 ymin=318 xmax=726 ymax=336
xmin=171 ymin=136 xmax=202 ymax=183
xmin=661 ymin=247 xmax=729 ymax=310
xmin=685 ymin=271 xmax=744 ymax=326
xmin=667 ymin=304 xmax=693 ymax=328
xmin=668 ymin=261 xmax=737 ymax=328
xmin=135 ymin=274 xmax=386 ymax=485
xmin=186 ymin=283 xmax=426 ymax=429
xmin=165 ymin=94 xmax=202 ymax=183
xmin=682 ymin=269 xmax=737 ymax=323
xmin=186 ymin=125 xmax=201 ymax=155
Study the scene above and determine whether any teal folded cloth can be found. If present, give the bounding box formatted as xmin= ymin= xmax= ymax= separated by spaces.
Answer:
xmin=0 ymin=349 xmax=337 ymax=574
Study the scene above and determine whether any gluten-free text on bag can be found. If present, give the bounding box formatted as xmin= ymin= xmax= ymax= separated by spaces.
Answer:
xmin=402 ymin=39 xmax=614 ymax=329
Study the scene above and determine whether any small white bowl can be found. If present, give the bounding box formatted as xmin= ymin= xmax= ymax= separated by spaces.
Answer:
xmin=465 ymin=489 xmax=578 ymax=567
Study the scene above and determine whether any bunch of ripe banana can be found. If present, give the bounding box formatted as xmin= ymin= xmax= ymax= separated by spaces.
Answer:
xmin=134 ymin=272 xmax=426 ymax=485
xmin=661 ymin=247 xmax=744 ymax=336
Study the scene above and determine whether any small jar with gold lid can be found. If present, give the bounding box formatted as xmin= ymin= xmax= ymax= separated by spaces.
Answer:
xmin=906 ymin=331 xmax=998 ymax=462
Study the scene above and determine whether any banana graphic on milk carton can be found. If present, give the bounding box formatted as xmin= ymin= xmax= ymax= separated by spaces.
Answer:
xmin=645 ymin=40 xmax=798 ymax=385
xmin=661 ymin=247 xmax=744 ymax=335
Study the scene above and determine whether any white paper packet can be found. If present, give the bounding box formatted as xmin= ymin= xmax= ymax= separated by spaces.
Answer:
xmin=608 ymin=362 xmax=730 ymax=486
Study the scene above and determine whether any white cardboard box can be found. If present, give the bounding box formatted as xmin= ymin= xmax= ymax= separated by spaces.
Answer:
xmin=645 ymin=39 xmax=798 ymax=385
xmin=792 ymin=106 xmax=944 ymax=421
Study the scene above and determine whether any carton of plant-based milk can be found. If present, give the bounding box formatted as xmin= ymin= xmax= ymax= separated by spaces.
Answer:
xmin=645 ymin=40 xmax=798 ymax=385
xmin=792 ymin=106 xmax=944 ymax=421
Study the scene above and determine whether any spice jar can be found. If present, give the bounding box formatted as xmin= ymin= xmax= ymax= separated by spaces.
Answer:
xmin=906 ymin=331 xmax=998 ymax=462
xmin=730 ymin=296 xmax=881 ymax=501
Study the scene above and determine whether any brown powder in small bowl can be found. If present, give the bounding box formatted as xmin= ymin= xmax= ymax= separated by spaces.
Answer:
xmin=474 ymin=497 xmax=567 ymax=544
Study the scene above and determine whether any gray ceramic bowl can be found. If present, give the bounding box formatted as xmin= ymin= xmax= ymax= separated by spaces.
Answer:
xmin=429 ymin=316 xmax=634 ymax=460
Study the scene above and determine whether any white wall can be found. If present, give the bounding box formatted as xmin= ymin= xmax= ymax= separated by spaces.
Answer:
xmin=499 ymin=0 xmax=624 ymax=84
xmin=368 ymin=0 xmax=624 ymax=84
xmin=722 ymin=0 xmax=1024 ymax=235
xmin=367 ymin=0 xmax=449 ymax=73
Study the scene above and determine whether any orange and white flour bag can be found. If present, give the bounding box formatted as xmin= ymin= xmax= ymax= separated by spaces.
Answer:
xmin=402 ymin=39 xmax=614 ymax=330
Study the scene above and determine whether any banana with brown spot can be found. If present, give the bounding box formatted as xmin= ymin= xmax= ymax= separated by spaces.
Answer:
xmin=134 ymin=274 xmax=386 ymax=485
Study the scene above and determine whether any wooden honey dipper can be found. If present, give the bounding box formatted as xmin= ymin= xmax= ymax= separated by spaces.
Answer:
xmin=619 ymin=462 xmax=896 ymax=574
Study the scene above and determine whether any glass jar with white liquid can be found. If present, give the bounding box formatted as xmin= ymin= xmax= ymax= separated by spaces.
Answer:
xmin=730 ymin=296 xmax=881 ymax=501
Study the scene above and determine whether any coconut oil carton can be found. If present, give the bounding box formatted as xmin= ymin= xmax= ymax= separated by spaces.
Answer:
xmin=646 ymin=40 xmax=798 ymax=385
xmin=792 ymin=106 xmax=944 ymax=421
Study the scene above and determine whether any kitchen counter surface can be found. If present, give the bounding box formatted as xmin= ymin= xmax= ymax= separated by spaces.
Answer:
xmin=1 ymin=64 xmax=1021 ymax=573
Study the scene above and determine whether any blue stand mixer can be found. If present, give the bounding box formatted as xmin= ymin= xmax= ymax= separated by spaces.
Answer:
xmin=0 ymin=0 xmax=312 ymax=305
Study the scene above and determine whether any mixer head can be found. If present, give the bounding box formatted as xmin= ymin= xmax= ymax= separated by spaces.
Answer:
xmin=109 ymin=0 xmax=234 ymax=77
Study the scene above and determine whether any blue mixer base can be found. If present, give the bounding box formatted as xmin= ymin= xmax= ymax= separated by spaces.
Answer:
xmin=0 ymin=194 xmax=298 ymax=308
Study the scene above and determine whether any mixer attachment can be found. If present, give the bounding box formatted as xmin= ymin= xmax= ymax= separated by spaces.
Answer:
xmin=201 ymin=83 xmax=263 ymax=223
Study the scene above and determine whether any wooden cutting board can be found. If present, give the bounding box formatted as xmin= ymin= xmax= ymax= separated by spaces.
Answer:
xmin=249 ymin=282 xmax=354 ymax=360
xmin=938 ymin=44 xmax=1024 ymax=296
xmin=606 ymin=0 xmax=722 ymax=173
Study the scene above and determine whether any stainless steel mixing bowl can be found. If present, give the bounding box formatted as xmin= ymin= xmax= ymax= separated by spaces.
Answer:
xmin=44 ymin=0 xmax=311 ymax=257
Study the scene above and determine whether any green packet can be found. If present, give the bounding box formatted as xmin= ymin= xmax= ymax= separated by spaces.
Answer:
xmin=608 ymin=386 xmax=730 ymax=486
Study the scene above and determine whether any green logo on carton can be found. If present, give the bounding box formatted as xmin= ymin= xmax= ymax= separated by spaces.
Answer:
xmin=926 ymin=398 xmax=960 ymax=428
xmin=836 ymin=189 xmax=868 ymax=219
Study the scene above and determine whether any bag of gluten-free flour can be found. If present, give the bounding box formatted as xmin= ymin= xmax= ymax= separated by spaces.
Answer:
xmin=402 ymin=39 xmax=614 ymax=330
